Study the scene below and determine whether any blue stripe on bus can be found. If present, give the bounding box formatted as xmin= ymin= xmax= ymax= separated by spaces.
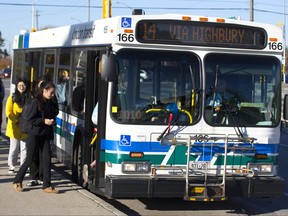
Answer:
xmin=101 ymin=139 xmax=279 ymax=154
xmin=100 ymin=139 xmax=279 ymax=154
xmin=55 ymin=116 xmax=76 ymax=133
xmin=24 ymin=33 xmax=29 ymax=48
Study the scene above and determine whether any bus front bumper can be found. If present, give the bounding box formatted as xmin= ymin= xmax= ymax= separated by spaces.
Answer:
xmin=105 ymin=175 xmax=285 ymax=199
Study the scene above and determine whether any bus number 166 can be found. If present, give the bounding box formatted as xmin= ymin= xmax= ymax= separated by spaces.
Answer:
xmin=268 ymin=42 xmax=283 ymax=50
xmin=117 ymin=33 xmax=135 ymax=42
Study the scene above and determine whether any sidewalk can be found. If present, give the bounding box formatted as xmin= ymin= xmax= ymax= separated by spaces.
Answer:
xmin=0 ymin=136 xmax=125 ymax=216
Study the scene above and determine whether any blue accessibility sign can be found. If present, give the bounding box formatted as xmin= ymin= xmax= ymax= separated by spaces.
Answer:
xmin=121 ymin=17 xmax=132 ymax=28
xmin=119 ymin=135 xmax=131 ymax=146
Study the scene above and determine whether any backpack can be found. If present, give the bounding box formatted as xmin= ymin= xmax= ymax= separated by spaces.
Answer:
xmin=18 ymin=100 xmax=33 ymax=134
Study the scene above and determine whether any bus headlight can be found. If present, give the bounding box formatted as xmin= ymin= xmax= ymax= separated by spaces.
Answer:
xmin=248 ymin=163 xmax=273 ymax=174
xmin=122 ymin=161 xmax=150 ymax=173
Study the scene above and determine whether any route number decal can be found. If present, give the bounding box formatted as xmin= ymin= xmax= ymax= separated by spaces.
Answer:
xmin=117 ymin=33 xmax=134 ymax=42
xmin=268 ymin=42 xmax=283 ymax=50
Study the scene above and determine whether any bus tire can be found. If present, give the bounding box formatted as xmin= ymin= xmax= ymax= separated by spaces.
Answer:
xmin=72 ymin=130 xmax=84 ymax=186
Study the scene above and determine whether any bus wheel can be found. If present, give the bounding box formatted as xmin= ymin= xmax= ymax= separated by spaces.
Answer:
xmin=72 ymin=132 xmax=84 ymax=186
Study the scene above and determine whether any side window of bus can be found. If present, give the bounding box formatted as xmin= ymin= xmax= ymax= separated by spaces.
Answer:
xmin=12 ymin=51 xmax=26 ymax=86
xmin=71 ymin=50 xmax=87 ymax=114
xmin=44 ymin=52 xmax=55 ymax=84
xmin=56 ymin=50 xmax=71 ymax=108
xmin=56 ymin=70 xmax=69 ymax=105
xmin=72 ymin=72 xmax=86 ymax=113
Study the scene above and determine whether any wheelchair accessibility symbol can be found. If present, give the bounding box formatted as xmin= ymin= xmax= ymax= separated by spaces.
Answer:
xmin=120 ymin=135 xmax=131 ymax=146
xmin=121 ymin=17 xmax=131 ymax=28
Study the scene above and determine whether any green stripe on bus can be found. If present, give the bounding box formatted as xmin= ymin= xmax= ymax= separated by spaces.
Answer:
xmin=215 ymin=155 xmax=277 ymax=165
xmin=103 ymin=151 xmax=277 ymax=165
xmin=55 ymin=127 xmax=74 ymax=142
xmin=18 ymin=35 xmax=23 ymax=48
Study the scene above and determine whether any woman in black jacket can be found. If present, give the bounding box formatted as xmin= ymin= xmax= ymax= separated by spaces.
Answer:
xmin=13 ymin=81 xmax=59 ymax=193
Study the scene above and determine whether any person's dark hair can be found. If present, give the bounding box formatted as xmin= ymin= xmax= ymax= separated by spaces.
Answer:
xmin=33 ymin=74 xmax=52 ymax=96
xmin=13 ymin=78 xmax=30 ymax=108
xmin=37 ymin=74 xmax=52 ymax=83
xmin=35 ymin=81 xmax=56 ymax=110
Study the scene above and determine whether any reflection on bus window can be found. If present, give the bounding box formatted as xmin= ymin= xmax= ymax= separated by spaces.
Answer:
xmin=46 ymin=53 xmax=55 ymax=64
xmin=56 ymin=70 xmax=69 ymax=105
xmin=44 ymin=52 xmax=55 ymax=84
xmin=74 ymin=50 xmax=87 ymax=68
xmin=111 ymin=50 xmax=201 ymax=125
xmin=72 ymin=71 xmax=86 ymax=113
xmin=204 ymin=54 xmax=281 ymax=127
xmin=71 ymin=50 xmax=87 ymax=113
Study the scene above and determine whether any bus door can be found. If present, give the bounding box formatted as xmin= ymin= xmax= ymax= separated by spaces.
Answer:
xmin=82 ymin=50 xmax=109 ymax=189
xmin=28 ymin=51 xmax=42 ymax=91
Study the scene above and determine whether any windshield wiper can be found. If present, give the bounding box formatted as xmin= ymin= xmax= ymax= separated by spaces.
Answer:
xmin=211 ymin=65 xmax=244 ymax=138
xmin=157 ymin=113 xmax=177 ymax=141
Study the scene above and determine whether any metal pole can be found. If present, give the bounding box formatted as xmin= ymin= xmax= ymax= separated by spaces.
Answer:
xmin=284 ymin=0 xmax=286 ymax=40
xmin=36 ymin=10 xmax=39 ymax=30
xmin=32 ymin=0 xmax=35 ymax=29
xmin=88 ymin=0 xmax=90 ymax=21
xmin=250 ymin=0 xmax=254 ymax=21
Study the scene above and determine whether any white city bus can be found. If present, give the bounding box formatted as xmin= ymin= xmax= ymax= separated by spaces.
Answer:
xmin=11 ymin=12 xmax=286 ymax=201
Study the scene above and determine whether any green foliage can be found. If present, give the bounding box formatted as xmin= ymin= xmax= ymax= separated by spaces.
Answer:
xmin=0 ymin=31 xmax=4 ymax=47
xmin=0 ymin=31 xmax=10 ymax=58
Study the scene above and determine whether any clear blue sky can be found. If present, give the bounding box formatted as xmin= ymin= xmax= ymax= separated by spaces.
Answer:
xmin=0 ymin=0 xmax=287 ymax=53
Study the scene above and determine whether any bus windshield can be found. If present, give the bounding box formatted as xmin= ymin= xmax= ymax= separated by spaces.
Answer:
xmin=204 ymin=54 xmax=281 ymax=127
xmin=111 ymin=50 xmax=201 ymax=125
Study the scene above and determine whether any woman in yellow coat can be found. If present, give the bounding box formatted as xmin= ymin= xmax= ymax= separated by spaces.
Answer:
xmin=6 ymin=79 xmax=30 ymax=173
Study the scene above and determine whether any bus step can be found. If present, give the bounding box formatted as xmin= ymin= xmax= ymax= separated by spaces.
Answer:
xmin=186 ymin=185 xmax=225 ymax=201
xmin=184 ymin=195 xmax=227 ymax=202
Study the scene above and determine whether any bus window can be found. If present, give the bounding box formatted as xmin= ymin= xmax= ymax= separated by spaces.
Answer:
xmin=71 ymin=50 xmax=87 ymax=114
xmin=56 ymin=50 xmax=71 ymax=106
xmin=74 ymin=50 xmax=87 ymax=68
xmin=111 ymin=50 xmax=201 ymax=125
xmin=44 ymin=52 xmax=55 ymax=82
xmin=56 ymin=70 xmax=69 ymax=105
xmin=204 ymin=54 xmax=281 ymax=127
xmin=72 ymin=72 xmax=85 ymax=113
xmin=12 ymin=51 xmax=24 ymax=88
xmin=30 ymin=51 xmax=42 ymax=91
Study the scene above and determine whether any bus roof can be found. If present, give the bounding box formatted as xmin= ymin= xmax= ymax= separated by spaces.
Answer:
xmin=13 ymin=14 xmax=283 ymax=51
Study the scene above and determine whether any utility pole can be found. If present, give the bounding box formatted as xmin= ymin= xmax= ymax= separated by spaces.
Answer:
xmin=32 ymin=0 xmax=36 ymax=30
xmin=36 ymin=10 xmax=40 ymax=30
xmin=283 ymin=0 xmax=286 ymax=41
xmin=88 ymin=0 xmax=90 ymax=21
xmin=250 ymin=0 xmax=254 ymax=21
xmin=102 ymin=0 xmax=112 ymax=19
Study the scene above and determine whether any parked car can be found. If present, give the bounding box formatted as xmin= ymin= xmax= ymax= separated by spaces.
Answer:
xmin=0 ymin=68 xmax=11 ymax=79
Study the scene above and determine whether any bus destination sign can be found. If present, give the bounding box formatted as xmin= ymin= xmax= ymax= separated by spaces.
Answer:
xmin=136 ymin=20 xmax=267 ymax=49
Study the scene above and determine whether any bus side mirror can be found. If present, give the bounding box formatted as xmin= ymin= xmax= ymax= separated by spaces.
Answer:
xmin=100 ymin=53 xmax=117 ymax=82
xmin=283 ymin=94 xmax=288 ymax=120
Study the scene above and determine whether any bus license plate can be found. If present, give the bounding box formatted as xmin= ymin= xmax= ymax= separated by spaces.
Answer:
xmin=190 ymin=162 xmax=208 ymax=170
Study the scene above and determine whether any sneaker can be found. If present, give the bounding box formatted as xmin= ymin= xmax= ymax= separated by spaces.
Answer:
xmin=26 ymin=180 xmax=39 ymax=187
xmin=13 ymin=183 xmax=23 ymax=192
xmin=43 ymin=186 xmax=59 ymax=194
xmin=8 ymin=165 xmax=15 ymax=174
xmin=39 ymin=180 xmax=43 ymax=185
